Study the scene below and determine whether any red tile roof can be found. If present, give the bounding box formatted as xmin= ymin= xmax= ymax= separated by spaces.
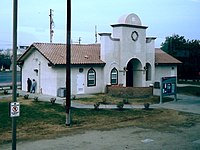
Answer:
xmin=18 ymin=43 xmax=181 ymax=65
xmin=155 ymin=48 xmax=182 ymax=64
xmin=19 ymin=43 xmax=105 ymax=65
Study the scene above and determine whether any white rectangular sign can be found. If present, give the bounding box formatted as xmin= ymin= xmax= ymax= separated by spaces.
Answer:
xmin=10 ymin=102 xmax=20 ymax=117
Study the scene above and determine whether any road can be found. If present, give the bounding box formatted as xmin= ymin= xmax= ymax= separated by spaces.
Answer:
xmin=0 ymin=71 xmax=21 ymax=84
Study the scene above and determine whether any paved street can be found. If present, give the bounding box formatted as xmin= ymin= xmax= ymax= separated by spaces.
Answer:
xmin=0 ymin=71 xmax=21 ymax=84
xmin=156 ymin=94 xmax=200 ymax=114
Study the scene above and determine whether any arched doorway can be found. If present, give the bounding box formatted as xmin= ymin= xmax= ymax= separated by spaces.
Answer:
xmin=126 ymin=58 xmax=142 ymax=87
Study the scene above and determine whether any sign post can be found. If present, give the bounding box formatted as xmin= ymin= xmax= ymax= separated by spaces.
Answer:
xmin=160 ymin=76 xmax=177 ymax=104
xmin=66 ymin=0 xmax=71 ymax=126
xmin=12 ymin=0 xmax=18 ymax=149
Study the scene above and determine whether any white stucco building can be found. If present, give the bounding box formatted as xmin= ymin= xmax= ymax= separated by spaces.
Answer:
xmin=18 ymin=13 xmax=181 ymax=97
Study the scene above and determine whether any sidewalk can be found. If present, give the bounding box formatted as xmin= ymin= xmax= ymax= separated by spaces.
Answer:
xmin=155 ymin=94 xmax=200 ymax=114
xmin=21 ymin=91 xmax=200 ymax=114
xmin=18 ymin=90 xmax=145 ymax=109
xmin=1 ymin=90 xmax=200 ymax=114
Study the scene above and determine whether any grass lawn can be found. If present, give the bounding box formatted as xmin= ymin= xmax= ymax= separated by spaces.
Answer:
xmin=178 ymin=80 xmax=200 ymax=85
xmin=74 ymin=94 xmax=173 ymax=105
xmin=1 ymin=96 xmax=200 ymax=144
xmin=177 ymin=86 xmax=200 ymax=96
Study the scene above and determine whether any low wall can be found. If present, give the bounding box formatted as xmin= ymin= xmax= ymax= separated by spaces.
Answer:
xmin=106 ymin=86 xmax=153 ymax=98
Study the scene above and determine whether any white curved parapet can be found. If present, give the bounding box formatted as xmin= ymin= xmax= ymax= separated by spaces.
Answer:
xmin=118 ymin=13 xmax=142 ymax=26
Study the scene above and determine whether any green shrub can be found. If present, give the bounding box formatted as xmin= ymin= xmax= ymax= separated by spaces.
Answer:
xmin=24 ymin=94 xmax=29 ymax=99
xmin=94 ymin=102 xmax=100 ymax=110
xmin=71 ymin=95 xmax=76 ymax=100
xmin=3 ymin=90 xmax=8 ymax=95
xmin=34 ymin=97 xmax=39 ymax=102
xmin=117 ymin=102 xmax=124 ymax=110
xmin=50 ymin=98 xmax=56 ymax=104
xmin=123 ymin=98 xmax=129 ymax=104
xmin=144 ymin=103 xmax=150 ymax=110
xmin=101 ymin=96 xmax=108 ymax=104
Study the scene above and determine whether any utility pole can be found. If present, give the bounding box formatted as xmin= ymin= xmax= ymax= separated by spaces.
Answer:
xmin=78 ymin=37 xmax=81 ymax=44
xmin=49 ymin=9 xmax=55 ymax=43
xmin=12 ymin=0 xmax=18 ymax=149
xmin=95 ymin=25 xmax=97 ymax=43
xmin=66 ymin=0 xmax=71 ymax=126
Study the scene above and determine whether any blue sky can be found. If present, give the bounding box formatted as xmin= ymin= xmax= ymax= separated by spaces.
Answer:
xmin=0 ymin=0 xmax=200 ymax=49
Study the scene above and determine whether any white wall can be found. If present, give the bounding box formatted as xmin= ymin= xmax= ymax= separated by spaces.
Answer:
xmin=100 ymin=34 xmax=120 ymax=87
xmin=21 ymin=49 xmax=57 ymax=95
xmin=155 ymin=65 xmax=177 ymax=82
xmin=154 ymin=65 xmax=177 ymax=95
xmin=113 ymin=26 xmax=147 ymax=69
xmin=56 ymin=66 xmax=105 ymax=96
xmin=145 ymin=38 xmax=156 ymax=86
xmin=21 ymin=48 xmax=105 ymax=96
xmin=100 ymin=23 xmax=150 ymax=87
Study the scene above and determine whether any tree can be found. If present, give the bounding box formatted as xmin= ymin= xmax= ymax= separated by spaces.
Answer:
xmin=0 ymin=51 xmax=11 ymax=70
xmin=161 ymin=34 xmax=187 ymax=56
xmin=161 ymin=34 xmax=200 ymax=80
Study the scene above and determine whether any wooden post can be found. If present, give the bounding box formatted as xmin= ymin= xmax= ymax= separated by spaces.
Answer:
xmin=66 ymin=0 xmax=71 ymax=126
xmin=12 ymin=0 xmax=18 ymax=149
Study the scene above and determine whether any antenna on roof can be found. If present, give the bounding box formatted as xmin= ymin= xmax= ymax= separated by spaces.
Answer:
xmin=95 ymin=25 xmax=97 ymax=43
xmin=49 ymin=9 xmax=55 ymax=43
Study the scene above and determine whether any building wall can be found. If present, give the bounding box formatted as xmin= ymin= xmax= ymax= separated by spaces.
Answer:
xmin=154 ymin=65 xmax=177 ymax=95
xmin=155 ymin=65 xmax=177 ymax=82
xmin=146 ymin=38 xmax=156 ymax=86
xmin=100 ymin=34 xmax=121 ymax=87
xmin=100 ymin=16 xmax=156 ymax=88
xmin=21 ymin=49 xmax=57 ymax=95
xmin=21 ymin=49 xmax=178 ymax=97
xmin=21 ymin=49 xmax=105 ymax=96
xmin=55 ymin=66 xmax=105 ymax=96
xmin=39 ymin=61 xmax=57 ymax=96
xmin=113 ymin=26 xmax=147 ymax=70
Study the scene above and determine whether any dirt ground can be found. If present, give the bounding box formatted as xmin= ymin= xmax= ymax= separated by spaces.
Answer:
xmin=1 ymin=123 xmax=200 ymax=150
xmin=1 ymin=92 xmax=200 ymax=150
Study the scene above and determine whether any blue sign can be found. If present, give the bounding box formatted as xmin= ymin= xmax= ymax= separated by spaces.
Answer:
xmin=160 ymin=76 xmax=177 ymax=103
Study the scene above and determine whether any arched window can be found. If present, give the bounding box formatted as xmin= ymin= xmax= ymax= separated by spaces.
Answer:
xmin=110 ymin=68 xmax=118 ymax=85
xmin=146 ymin=63 xmax=151 ymax=81
xmin=87 ymin=68 xmax=96 ymax=86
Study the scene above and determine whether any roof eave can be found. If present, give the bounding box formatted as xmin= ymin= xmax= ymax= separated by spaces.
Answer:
xmin=155 ymin=62 xmax=182 ymax=66
xmin=17 ymin=43 xmax=55 ymax=66
xmin=53 ymin=63 xmax=106 ymax=67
